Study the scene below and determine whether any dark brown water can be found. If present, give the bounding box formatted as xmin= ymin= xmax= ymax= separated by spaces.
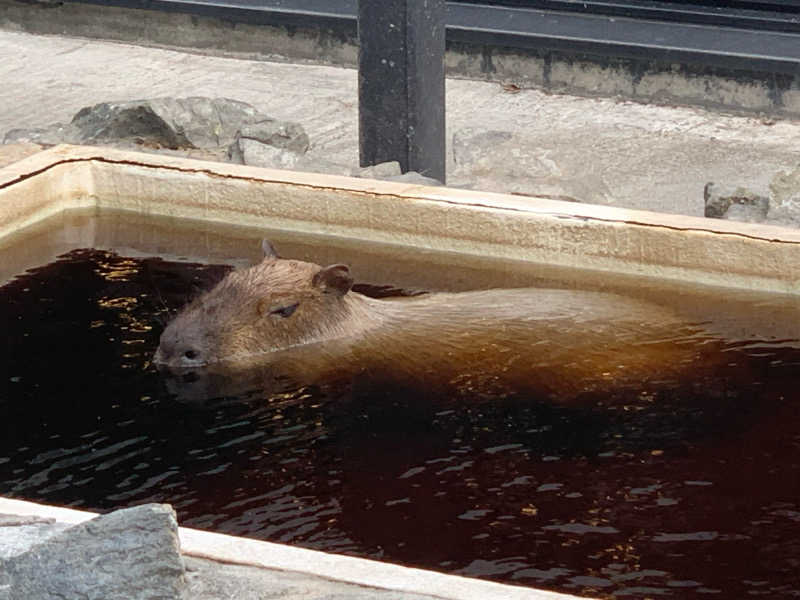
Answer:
xmin=2 ymin=248 xmax=800 ymax=599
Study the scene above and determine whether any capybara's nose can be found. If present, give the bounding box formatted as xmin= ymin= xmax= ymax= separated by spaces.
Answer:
xmin=153 ymin=338 xmax=173 ymax=364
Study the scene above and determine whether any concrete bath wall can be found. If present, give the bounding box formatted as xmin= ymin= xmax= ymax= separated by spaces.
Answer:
xmin=2 ymin=145 xmax=800 ymax=294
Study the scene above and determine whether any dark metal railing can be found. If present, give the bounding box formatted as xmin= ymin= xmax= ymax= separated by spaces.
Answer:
xmin=463 ymin=1 xmax=800 ymax=32
xmin=68 ymin=0 xmax=800 ymax=73
xmin=358 ymin=0 xmax=446 ymax=182
xmin=59 ymin=0 xmax=800 ymax=179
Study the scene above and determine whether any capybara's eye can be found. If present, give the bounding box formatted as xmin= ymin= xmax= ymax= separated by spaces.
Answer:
xmin=184 ymin=350 xmax=198 ymax=360
xmin=271 ymin=303 xmax=299 ymax=318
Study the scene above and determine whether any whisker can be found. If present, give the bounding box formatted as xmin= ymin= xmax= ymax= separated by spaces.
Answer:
xmin=144 ymin=261 xmax=170 ymax=315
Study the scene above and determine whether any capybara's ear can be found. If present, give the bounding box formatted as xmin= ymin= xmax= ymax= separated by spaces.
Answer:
xmin=261 ymin=239 xmax=280 ymax=260
xmin=312 ymin=264 xmax=353 ymax=296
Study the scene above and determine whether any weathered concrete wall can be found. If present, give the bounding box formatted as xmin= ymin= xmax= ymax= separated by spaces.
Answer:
xmin=5 ymin=145 xmax=800 ymax=295
xmin=0 ymin=0 xmax=360 ymax=66
xmin=446 ymin=41 xmax=800 ymax=117
xmin=2 ymin=0 xmax=799 ymax=117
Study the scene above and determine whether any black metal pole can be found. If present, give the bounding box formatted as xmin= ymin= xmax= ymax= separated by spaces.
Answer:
xmin=358 ymin=0 xmax=446 ymax=183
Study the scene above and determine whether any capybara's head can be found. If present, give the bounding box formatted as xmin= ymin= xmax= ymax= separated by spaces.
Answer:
xmin=153 ymin=240 xmax=354 ymax=368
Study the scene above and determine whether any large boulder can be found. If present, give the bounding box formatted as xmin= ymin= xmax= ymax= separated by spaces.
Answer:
xmin=143 ymin=97 xmax=265 ymax=149
xmin=2 ymin=97 xmax=307 ymax=157
xmin=0 ymin=504 xmax=184 ymax=600
xmin=70 ymin=100 xmax=188 ymax=148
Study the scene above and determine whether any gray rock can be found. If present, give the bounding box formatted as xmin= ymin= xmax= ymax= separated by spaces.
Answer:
xmin=352 ymin=161 xmax=403 ymax=179
xmin=239 ymin=120 xmax=310 ymax=154
xmin=722 ymin=203 xmax=769 ymax=223
xmin=228 ymin=119 xmax=310 ymax=169
xmin=385 ymin=171 xmax=443 ymax=186
xmin=72 ymin=97 xmax=273 ymax=149
xmin=768 ymin=166 xmax=800 ymax=226
xmin=704 ymin=182 xmax=769 ymax=222
xmin=3 ymin=97 xmax=277 ymax=151
xmin=0 ymin=504 xmax=184 ymax=600
xmin=71 ymin=101 xmax=188 ymax=148
xmin=350 ymin=162 xmax=442 ymax=185
xmin=234 ymin=138 xmax=303 ymax=168
xmin=146 ymin=97 xmax=265 ymax=149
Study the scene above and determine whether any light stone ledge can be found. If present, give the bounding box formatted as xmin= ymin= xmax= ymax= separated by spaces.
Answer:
xmin=0 ymin=497 xmax=582 ymax=600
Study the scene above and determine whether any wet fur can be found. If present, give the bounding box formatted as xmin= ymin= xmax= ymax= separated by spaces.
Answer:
xmin=155 ymin=244 xmax=720 ymax=401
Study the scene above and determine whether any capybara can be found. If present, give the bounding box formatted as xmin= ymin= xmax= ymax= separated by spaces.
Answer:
xmin=155 ymin=241 xmax=720 ymax=401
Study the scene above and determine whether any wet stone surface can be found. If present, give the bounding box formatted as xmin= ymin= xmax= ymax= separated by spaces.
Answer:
xmin=0 ymin=504 xmax=184 ymax=600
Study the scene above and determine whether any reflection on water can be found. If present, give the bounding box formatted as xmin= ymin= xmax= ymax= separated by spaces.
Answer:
xmin=1 ymin=248 xmax=800 ymax=599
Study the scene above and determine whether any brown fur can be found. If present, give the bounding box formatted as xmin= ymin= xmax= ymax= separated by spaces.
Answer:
xmin=154 ymin=242 xmax=721 ymax=401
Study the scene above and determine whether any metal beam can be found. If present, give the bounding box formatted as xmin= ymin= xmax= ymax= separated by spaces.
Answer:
xmin=357 ymin=0 xmax=446 ymax=182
